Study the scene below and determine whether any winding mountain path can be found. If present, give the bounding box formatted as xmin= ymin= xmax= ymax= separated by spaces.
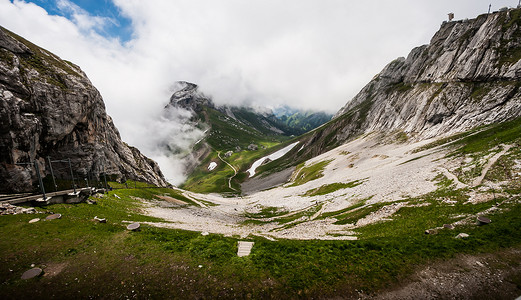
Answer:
xmin=218 ymin=152 xmax=238 ymax=192
xmin=179 ymin=191 xmax=208 ymax=208
xmin=473 ymin=144 xmax=513 ymax=187
xmin=438 ymin=167 xmax=468 ymax=189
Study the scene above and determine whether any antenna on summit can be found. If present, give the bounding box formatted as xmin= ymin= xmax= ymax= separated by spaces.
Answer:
xmin=488 ymin=4 xmax=491 ymax=14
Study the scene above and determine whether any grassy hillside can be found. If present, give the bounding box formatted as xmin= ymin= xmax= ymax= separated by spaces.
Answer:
xmin=278 ymin=110 xmax=333 ymax=135
xmin=180 ymin=100 xmax=336 ymax=194
xmin=2 ymin=116 xmax=521 ymax=296
xmin=201 ymin=106 xmax=289 ymax=151
xmin=181 ymin=106 xmax=293 ymax=194
xmin=252 ymin=108 xmax=362 ymax=178
xmin=227 ymin=107 xmax=288 ymax=137
xmin=1 ymin=168 xmax=520 ymax=298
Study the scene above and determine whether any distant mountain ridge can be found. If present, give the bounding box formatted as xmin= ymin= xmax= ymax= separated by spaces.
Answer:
xmin=164 ymin=82 xmax=331 ymax=192
xmin=167 ymin=81 xmax=331 ymax=150
xmin=274 ymin=105 xmax=332 ymax=135
xmin=166 ymin=82 xmax=290 ymax=152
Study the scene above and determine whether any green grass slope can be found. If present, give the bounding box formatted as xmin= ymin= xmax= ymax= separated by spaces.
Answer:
xmin=278 ymin=110 xmax=333 ymax=135
xmin=1 ymin=162 xmax=521 ymax=298
xmin=4 ymin=115 xmax=521 ymax=297
xmin=181 ymin=102 xmax=333 ymax=194
xmin=202 ymin=106 xmax=288 ymax=151
xmin=181 ymin=106 xmax=292 ymax=194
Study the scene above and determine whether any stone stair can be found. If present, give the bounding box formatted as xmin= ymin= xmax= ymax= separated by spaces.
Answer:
xmin=237 ymin=241 xmax=254 ymax=257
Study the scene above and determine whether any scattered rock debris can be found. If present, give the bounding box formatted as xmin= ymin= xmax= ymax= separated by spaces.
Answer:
xmin=477 ymin=216 xmax=491 ymax=225
xmin=443 ymin=224 xmax=455 ymax=230
xmin=0 ymin=203 xmax=39 ymax=215
xmin=94 ymin=216 xmax=106 ymax=223
xmin=455 ymin=233 xmax=470 ymax=239
xmin=127 ymin=223 xmax=140 ymax=231
xmin=45 ymin=213 xmax=62 ymax=220
xmin=21 ymin=268 xmax=43 ymax=280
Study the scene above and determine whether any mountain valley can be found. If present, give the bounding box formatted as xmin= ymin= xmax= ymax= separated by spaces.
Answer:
xmin=165 ymin=81 xmax=332 ymax=194
xmin=1 ymin=7 xmax=521 ymax=299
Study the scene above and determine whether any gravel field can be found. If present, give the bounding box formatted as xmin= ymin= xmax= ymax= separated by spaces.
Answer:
xmin=141 ymin=135 xmax=511 ymax=240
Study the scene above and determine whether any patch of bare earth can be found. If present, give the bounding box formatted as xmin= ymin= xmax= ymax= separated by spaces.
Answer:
xmin=156 ymin=195 xmax=187 ymax=205
xmin=361 ymin=247 xmax=521 ymax=300
xmin=42 ymin=262 xmax=67 ymax=278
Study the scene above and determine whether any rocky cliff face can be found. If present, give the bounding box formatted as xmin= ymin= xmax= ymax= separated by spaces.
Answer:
xmin=0 ymin=26 xmax=169 ymax=193
xmin=267 ymin=9 xmax=521 ymax=173
xmin=168 ymin=81 xmax=215 ymax=113
xmin=334 ymin=8 xmax=521 ymax=140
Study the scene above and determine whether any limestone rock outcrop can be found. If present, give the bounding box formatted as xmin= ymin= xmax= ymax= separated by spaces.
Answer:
xmin=0 ymin=26 xmax=169 ymax=193
xmin=334 ymin=9 xmax=521 ymax=140
xmin=168 ymin=81 xmax=215 ymax=113
xmin=273 ymin=9 xmax=521 ymax=170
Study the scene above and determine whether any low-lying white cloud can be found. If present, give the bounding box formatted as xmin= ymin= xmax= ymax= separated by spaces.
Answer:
xmin=0 ymin=0 xmax=516 ymax=184
xmin=56 ymin=0 xmax=112 ymax=33
xmin=130 ymin=106 xmax=205 ymax=184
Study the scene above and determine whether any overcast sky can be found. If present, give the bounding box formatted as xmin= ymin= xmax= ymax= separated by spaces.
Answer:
xmin=0 ymin=0 xmax=517 ymax=183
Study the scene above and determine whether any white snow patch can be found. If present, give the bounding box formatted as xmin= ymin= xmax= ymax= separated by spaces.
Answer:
xmin=247 ymin=142 xmax=299 ymax=177
xmin=208 ymin=162 xmax=217 ymax=171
